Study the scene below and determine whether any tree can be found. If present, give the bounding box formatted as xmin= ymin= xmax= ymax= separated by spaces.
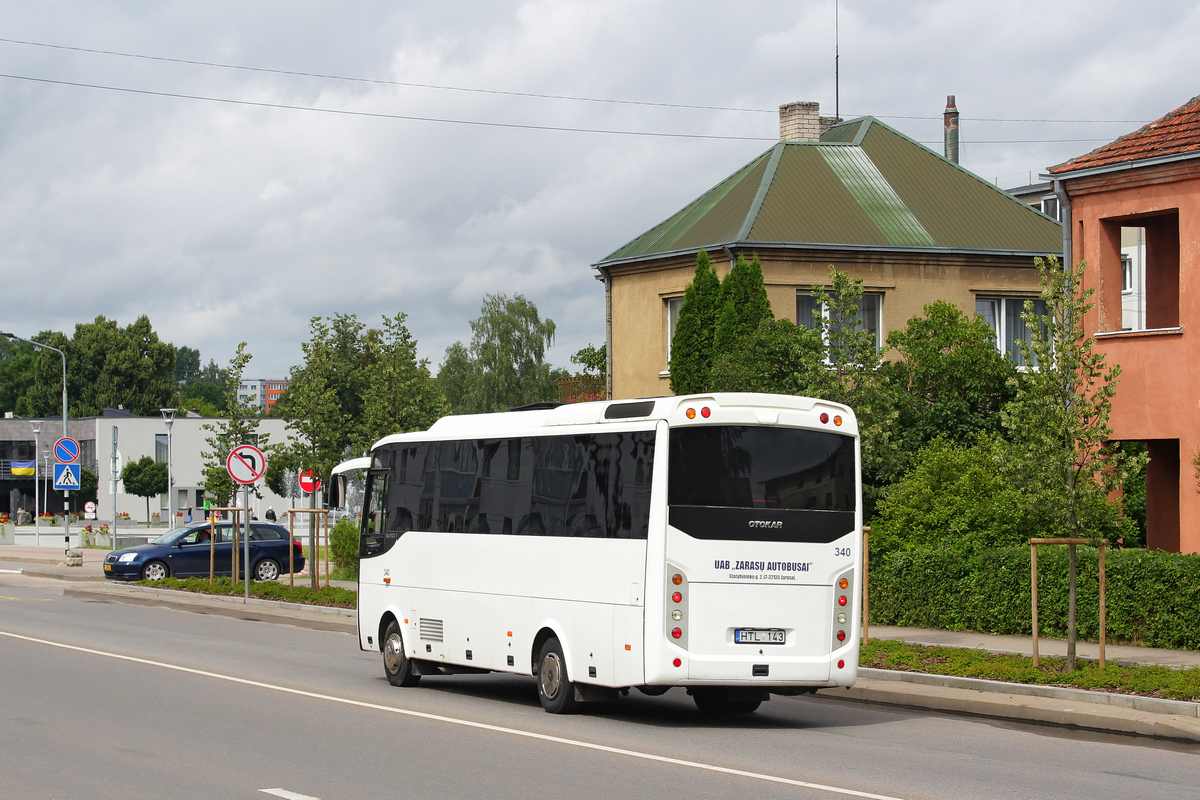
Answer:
xmin=712 ymin=254 xmax=772 ymax=357
xmin=121 ymin=456 xmax=168 ymax=527
xmin=359 ymin=313 xmax=447 ymax=444
xmin=78 ymin=468 xmax=98 ymax=505
xmin=437 ymin=294 xmax=565 ymax=414
xmin=669 ymin=250 xmax=722 ymax=394
xmin=882 ymin=301 xmax=1018 ymax=476
xmin=277 ymin=312 xmax=445 ymax=487
xmin=0 ymin=336 xmax=40 ymax=416
xmin=13 ymin=330 xmax=70 ymax=419
xmin=15 ymin=316 xmax=176 ymax=418
xmin=570 ymin=343 xmax=606 ymax=379
xmin=178 ymin=358 xmax=230 ymax=415
xmin=174 ymin=346 xmax=201 ymax=385
xmin=806 ymin=268 xmax=901 ymax=500
xmin=870 ymin=434 xmax=1033 ymax=559
xmin=200 ymin=343 xmax=268 ymax=508
xmin=709 ymin=318 xmax=824 ymax=395
xmin=1000 ymin=256 xmax=1144 ymax=669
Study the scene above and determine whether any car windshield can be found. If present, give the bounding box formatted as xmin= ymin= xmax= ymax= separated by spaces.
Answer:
xmin=149 ymin=526 xmax=194 ymax=546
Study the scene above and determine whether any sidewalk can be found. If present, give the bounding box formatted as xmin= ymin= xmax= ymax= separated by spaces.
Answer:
xmin=2 ymin=545 xmax=1197 ymax=742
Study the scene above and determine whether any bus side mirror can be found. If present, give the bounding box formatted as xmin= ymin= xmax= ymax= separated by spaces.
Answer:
xmin=329 ymin=474 xmax=345 ymax=509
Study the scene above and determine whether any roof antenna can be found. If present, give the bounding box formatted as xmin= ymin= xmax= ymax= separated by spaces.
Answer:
xmin=834 ymin=0 xmax=840 ymax=120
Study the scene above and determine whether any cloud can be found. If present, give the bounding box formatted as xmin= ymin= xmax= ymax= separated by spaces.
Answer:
xmin=0 ymin=0 xmax=1195 ymax=383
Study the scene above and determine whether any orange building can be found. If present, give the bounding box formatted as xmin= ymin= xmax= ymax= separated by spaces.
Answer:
xmin=1048 ymin=93 xmax=1200 ymax=553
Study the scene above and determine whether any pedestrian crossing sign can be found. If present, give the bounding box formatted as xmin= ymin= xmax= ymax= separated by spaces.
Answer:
xmin=54 ymin=463 xmax=80 ymax=490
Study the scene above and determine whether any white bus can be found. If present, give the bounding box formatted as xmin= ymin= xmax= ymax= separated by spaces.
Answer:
xmin=342 ymin=393 xmax=861 ymax=714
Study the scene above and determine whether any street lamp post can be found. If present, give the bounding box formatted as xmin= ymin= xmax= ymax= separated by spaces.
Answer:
xmin=42 ymin=452 xmax=50 ymax=516
xmin=2 ymin=332 xmax=69 ymax=548
xmin=160 ymin=408 xmax=177 ymax=527
xmin=30 ymin=420 xmax=42 ymax=546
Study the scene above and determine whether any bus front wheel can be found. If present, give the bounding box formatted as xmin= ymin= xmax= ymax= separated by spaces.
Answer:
xmin=536 ymin=637 xmax=580 ymax=714
xmin=382 ymin=619 xmax=421 ymax=687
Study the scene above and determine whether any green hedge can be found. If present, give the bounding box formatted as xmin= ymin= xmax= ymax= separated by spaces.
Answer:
xmin=869 ymin=546 xmax=1200 ymax=650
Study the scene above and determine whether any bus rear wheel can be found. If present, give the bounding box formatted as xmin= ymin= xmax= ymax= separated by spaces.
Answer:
xmin=382 ymin=619 xmax=420 ymax=687
xmin=691 ymin=687 xmax=762 ymax=715
xmin=536 ymin=637 xmax=580 ymax=714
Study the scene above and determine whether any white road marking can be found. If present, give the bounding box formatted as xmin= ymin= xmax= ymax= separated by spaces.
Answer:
xmin=0 ymin=568 xmax=24 ymax=573
xmin=0 ymin=629 xmax=908 ymax=800
xmin=261 ymin=789 xmax=321 ymax=800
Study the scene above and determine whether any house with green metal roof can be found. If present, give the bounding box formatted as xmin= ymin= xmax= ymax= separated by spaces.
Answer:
xmin=593 ymin=101 xmax=1063 ymax=400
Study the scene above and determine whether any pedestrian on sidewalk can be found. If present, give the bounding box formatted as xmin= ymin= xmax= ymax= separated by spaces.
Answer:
xmin=265 ymin=506 xmax=276 ymax=522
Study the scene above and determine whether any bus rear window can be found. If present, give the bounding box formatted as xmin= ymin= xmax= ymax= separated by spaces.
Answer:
xmin=668 ymin=426 xmax=855 ymax=512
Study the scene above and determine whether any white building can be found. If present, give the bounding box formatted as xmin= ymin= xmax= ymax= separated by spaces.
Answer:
xmin=0 ymin=410 xmax=308 ymax=523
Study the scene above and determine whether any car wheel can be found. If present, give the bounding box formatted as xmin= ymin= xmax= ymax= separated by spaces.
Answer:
xmin=255 ymin=558 xmax=281 ymax=582
xmin=383 ymin=619 xmax=420 ymax=687
xmin=536 ymin=636 xmax=580 ymax=714
xmin=141 ymin=561 xmax=169 ymax=581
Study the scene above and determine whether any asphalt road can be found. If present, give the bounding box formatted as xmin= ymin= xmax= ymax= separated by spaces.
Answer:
xmin=1 ymin=571 xmax=1197 ymax=800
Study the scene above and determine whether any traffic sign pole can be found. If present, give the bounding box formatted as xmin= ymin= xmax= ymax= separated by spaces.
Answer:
xmin=54 ymin=436 xmax=80 ymax=553
xmin=226 ymin=445 xmax=267 ymax=603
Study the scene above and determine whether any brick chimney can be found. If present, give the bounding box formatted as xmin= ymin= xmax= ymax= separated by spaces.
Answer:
xmin=779 ymin=101 xmax=821 ymax=142
xmin=943 ymin=95 xmax=960 ymax=163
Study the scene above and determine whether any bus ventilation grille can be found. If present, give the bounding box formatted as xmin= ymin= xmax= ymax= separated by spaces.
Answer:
xmin=419 ymin=618 xmax=444 ymax=642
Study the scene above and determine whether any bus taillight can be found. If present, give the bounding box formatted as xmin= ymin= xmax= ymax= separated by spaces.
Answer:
xmin=700 ymin=406 xmax=711 ymax=418
xmin=667 ymin=564 xmax=689 ymax=649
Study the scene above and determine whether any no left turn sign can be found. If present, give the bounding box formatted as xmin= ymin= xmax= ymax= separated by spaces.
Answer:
xmin=226 ymin=445 xmax=267 ymax=485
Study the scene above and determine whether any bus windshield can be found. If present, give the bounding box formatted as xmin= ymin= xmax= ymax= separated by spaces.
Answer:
xmin=668 ymin=425 xmax=856 ymax=543
xmin=669 ymin=425 xmax=855 ymax=511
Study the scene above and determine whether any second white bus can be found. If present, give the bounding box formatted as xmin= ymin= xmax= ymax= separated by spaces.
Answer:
xmin=343 ymin=392 xmax=862 ymax=714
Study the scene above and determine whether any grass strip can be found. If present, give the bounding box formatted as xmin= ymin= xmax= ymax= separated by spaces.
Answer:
xmin=136 ymin=576 xmax=356 ymax=609
xmin=861 ymin=639 xmax=1200 ymax=702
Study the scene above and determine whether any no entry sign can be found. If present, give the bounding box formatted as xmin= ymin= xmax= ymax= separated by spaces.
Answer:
xmin=299 ymin=470 xmax=321 ymax=494
xmin=226 ymin=445 xmax=267 ymax=485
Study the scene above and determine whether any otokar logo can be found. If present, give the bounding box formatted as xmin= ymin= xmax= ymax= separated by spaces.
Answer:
xmin=748 ymin=520 xmax=783 ymax=529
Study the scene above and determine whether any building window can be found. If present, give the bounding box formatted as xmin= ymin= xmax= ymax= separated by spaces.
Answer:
xmin=665 ymin=296 xmax=684 ymax=366
xmin=796 ymin=291 xmax=883 ymax=352
xmin=1041 ymin=195 xmax=1060 ymax=221
xmin=976 ymin=296 xmax=1047 ymax=367
xmin=1121 ymin=255 xmax=1133 ymax=293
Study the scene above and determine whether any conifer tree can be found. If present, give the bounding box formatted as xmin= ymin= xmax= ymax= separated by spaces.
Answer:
xmin=668 ymin=250 xmax=721 ymax=395
xmin=712 ymin=254 xmax=772 ymax=356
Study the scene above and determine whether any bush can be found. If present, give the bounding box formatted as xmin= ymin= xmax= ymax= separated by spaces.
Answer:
xmin=870 ymin=434 xmax=1030 ymax=557
xmin=330 ymin=517 xmax=361 ymax=579
xmin=868 ymin=546 xmax=1200 ymax=650
xmin=138 ymin=576 xmax=356 ymax=608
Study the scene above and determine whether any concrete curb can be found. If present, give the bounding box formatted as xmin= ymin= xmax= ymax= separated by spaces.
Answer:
xmin=859 ymin=667 xmax=1199 ymax=718
xmin=840 ymin=675 xmax=1200 ymax=743
xmin=62 ymin=583 xmax=356 ymax=634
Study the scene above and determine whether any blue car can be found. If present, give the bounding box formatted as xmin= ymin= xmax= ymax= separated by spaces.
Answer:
xmin=103 ymin=522 xmax=306 ymax=582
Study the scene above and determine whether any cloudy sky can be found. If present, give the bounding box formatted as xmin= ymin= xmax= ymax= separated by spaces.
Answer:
xmin=1 ymin=1 xmax=1197 ymax=379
